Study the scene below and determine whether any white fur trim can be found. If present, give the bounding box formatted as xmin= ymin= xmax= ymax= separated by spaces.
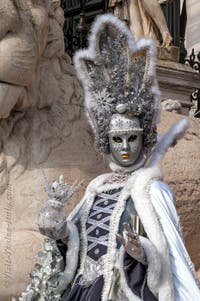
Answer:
xmin=140 ymin=236 xmax=162 ymax=297
xmin=118 ymin=237 xmax=162 ymax=300
xmin=148 ymin=118 xmax=189 ymax=167
xmin=55 ymin=221 xmax=80 ymax=294
xmin=118 ymin=236 xmax=163 ymax=299
xmin=74 ymin=14 xmax=158 ymax=82
xmin=101 ymin=185 xmax=131 ymax=301
xmin=72 ymin=173 xmax=117 ymax=286
xmin=131 ymin=167 xmax=175 ymax=300
xmin=118 ymin=246 xmax=141 ymax=301
xmin=67 ymin=173 xmax=113 ymax=223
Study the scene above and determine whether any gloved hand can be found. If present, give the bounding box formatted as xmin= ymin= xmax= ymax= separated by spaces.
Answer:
xmin=37 ymin=175 xmax=70 ymax=240
xmin=117 ymin=223 xmax=147 ymax=265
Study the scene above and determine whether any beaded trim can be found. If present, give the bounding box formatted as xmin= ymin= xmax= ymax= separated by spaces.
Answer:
xmin=118 ymin=247 xmax=141 ymax=301
xmin=87 ymin=191 xmax=120 ymax=253
xmin=141 ymin=273 xmax=148 ymax=300
xmin=131 ymin=172 xmax=175 ymax=300
xmin=101 ymin=177 xmax=137 ymax=301
xmin=77 ymin=255 xmax=107 ymax=287
xmin=74 ymin=174 xmax=130 ymax=299
xmin=108 ymin=128 xmax=143 ymax=135
xmin=74 ymin=191 xmax=96 ymax=283
xmin=74 ymin=174 xmax=119 ymax=283
xmin=184 ymin=253 xmax=200 ymax=288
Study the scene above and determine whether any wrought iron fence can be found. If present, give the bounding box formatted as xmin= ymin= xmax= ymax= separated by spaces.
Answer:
xmin=61 ymin=0 xmax=182 ymax=58
xmin=61 ymin=0 xmax=108 ymax=57
xmin=184 ymin=49 xmax=200 ymax=118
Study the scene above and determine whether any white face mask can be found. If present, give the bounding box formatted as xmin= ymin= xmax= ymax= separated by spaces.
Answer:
xmin=108 ymin=115 xmax=143 ymax=167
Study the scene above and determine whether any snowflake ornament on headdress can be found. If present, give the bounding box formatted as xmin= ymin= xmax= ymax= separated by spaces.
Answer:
xmin=74 ymin=14 xmax=161 ymax=155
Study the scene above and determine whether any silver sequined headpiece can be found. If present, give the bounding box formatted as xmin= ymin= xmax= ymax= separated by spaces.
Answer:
xmin=74 ymin=14 xmax=160 ymax=154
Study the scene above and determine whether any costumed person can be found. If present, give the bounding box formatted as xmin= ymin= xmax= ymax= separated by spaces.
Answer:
xmin=17 ymin=14 xmax=200 ymax=301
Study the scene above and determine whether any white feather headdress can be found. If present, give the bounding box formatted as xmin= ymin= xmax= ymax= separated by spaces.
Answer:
xmin=74 ymin=14 xmax=161 ymax=154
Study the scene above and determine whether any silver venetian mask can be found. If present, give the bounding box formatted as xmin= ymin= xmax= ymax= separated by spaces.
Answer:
xmin=108 ymin=113 xmax=143 ymax=167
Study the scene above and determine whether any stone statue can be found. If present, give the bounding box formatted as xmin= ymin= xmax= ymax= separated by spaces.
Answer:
xmin=0 ymin=0 xmax=37 ymax=118
xmin=0 ymin=0 xmax=65 ymax=119
xmin=0 ymin=1 xmax=89 ymax=299
xmin=109 ymin=0 xmax=174 ymax=49
xmin=185 ymin=0 xmax=200 ymax=54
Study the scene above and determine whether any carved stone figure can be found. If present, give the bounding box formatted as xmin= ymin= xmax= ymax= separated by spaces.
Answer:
xmin=108 ymin=0 xmax=173 ymax=49
xmin=0 ymin=1 xmax=92 ymax=299
xmin=0 ymin=0 xmax=65 ymax=118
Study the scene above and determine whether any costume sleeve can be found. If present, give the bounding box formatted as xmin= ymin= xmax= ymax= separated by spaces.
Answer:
xmin=123 ymin=250 xmax=158 ymax=300
xmin=54 ymin=195 xmax=86 ymax=295
xmin=150 ymin=181 xmax=200 ymax=301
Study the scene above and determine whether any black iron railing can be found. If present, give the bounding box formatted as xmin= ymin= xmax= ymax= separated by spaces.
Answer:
xmin=62 ymin=0 xmax=183 ymax=58
xmin=184 ymin=49 xmax=200 ymax=118
xmin=61 ymin=0 xmax=108 ymax=57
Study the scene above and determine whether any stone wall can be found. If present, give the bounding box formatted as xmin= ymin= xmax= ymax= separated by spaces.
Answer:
xmin=159 ymin=112 xmax=200 ymax=270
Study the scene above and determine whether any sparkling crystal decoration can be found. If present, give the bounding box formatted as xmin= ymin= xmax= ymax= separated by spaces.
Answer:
xmin=13 ymin=240 xmax=64 ymax=301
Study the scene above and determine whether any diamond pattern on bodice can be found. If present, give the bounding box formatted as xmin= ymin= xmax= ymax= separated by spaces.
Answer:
xmin=86 ymin=189 xmax=121 ymax=261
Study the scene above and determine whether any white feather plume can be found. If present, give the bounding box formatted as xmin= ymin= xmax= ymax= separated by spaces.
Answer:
xmin=147 ymin=118 xmax=189 ymax=167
